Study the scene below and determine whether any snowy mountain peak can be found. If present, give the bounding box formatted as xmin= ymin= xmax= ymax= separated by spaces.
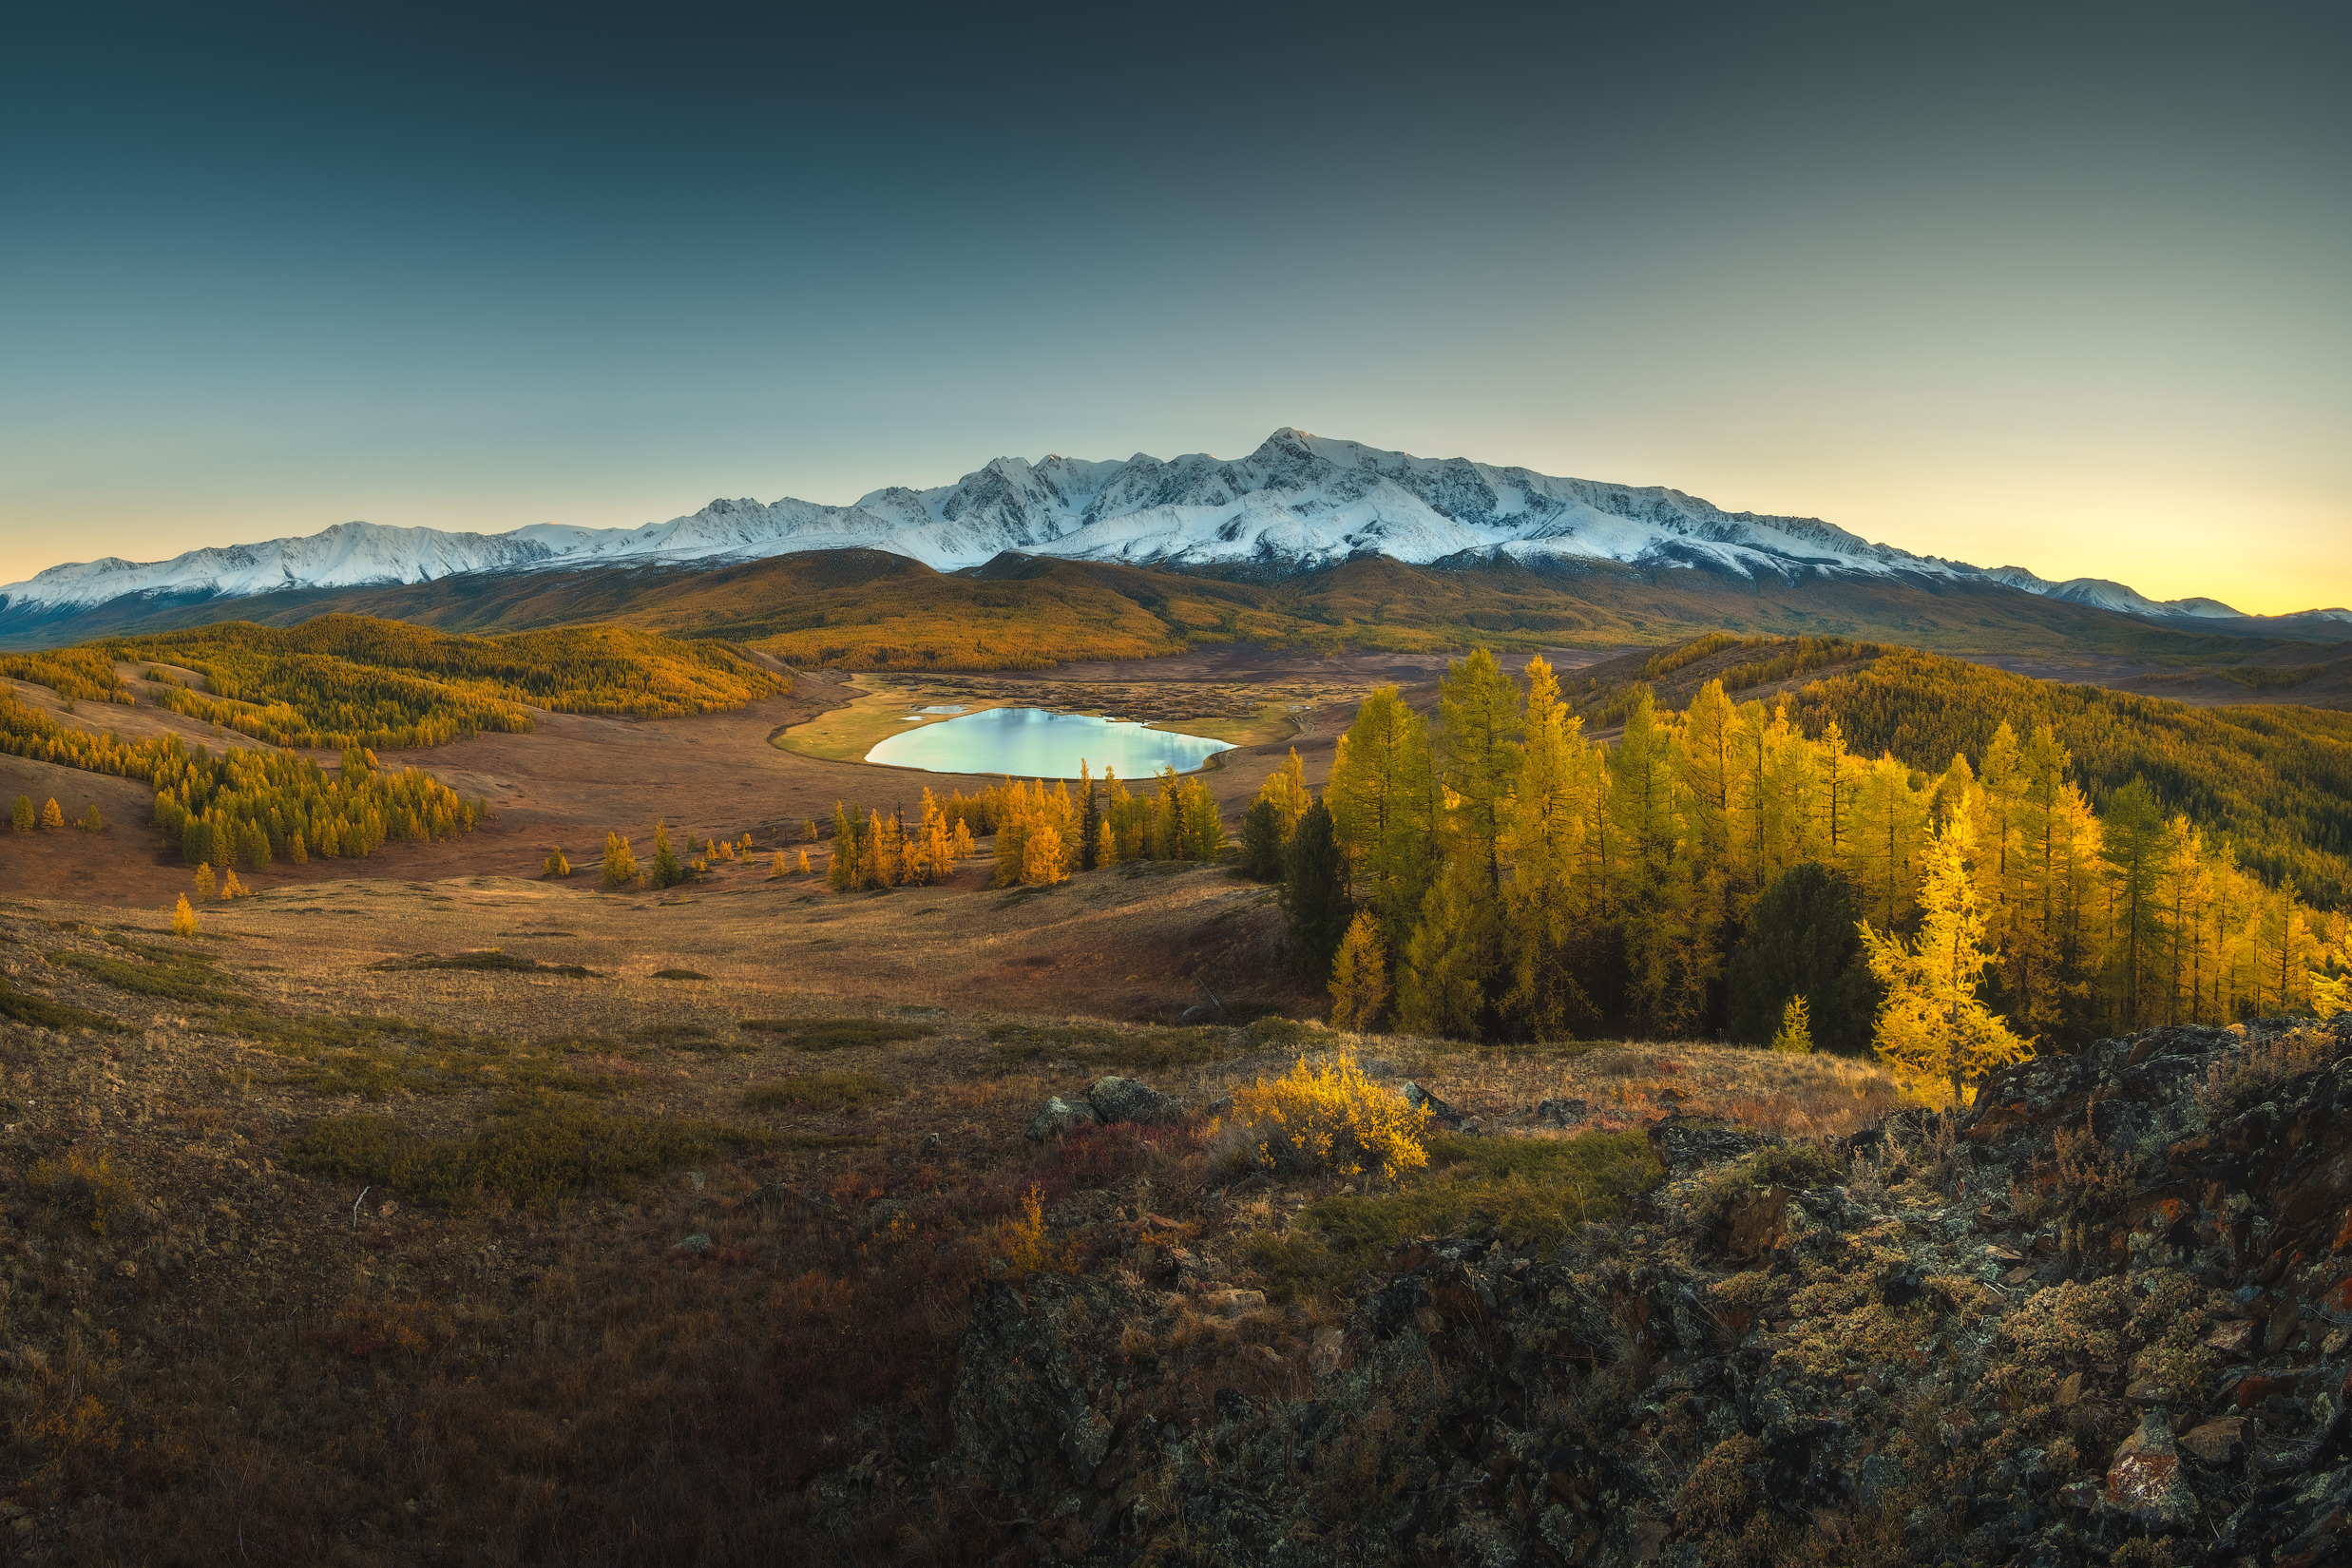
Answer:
xmin=3 ymin=431 xmax=2339 ymax=634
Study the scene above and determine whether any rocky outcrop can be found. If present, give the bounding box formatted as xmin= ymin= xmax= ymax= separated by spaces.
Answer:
xmin=932 ymin=1017 xmax=2352 ymax=1564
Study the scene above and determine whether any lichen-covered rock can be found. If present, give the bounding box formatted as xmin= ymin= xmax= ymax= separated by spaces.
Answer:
xmin=1084 ymin=1075 xmax=1177 ymax=1126
xmin=1025 ymin=1095 xmax=1097 ymax=1140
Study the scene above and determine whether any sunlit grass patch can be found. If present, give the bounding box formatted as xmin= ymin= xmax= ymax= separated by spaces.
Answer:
xmin=741 ymin=1017 xmax=939 ymax=1052
xmin=744 ymin=1071 xmax=904 ymax=1114
xmin=1239 ymin=1129 xmax=1664 ymax=1302
xmin=284 ymin=1093 xmax=787 ymax=1210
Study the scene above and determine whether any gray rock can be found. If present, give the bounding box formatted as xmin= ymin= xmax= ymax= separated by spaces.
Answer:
xmin=1404 ymin=1080 xmax=1469 ymax=1130
xmin=673 ymin=1233 xmax=711 ymax=1253
xmin=1086 ymin=1075 xmax=1179 ymax=1126
xmin=1027 ymin=1095 xmax=1099 ymax=1141
xmin=1537 ymin=1097 xmax=1588 ymax=1126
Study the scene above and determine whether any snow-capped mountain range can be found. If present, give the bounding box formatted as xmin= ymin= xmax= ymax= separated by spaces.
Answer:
xmin=4 ymin=429 xmax=2343 ymax=630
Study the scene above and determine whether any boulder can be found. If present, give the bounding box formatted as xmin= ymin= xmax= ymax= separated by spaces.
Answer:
xmin=1086 ymin=1076 xmax=1178 ymax=1126
xmin=1537 ymin=1097 xmax=1588 ymax=1127
xmin=1403 ymin=1080 xmax=1470 ymax=1130
xmin=2103 ymin=1409 xmax=2198 ymax=1531
xmin=1027 ymin=1096 xmax=1098 ymax=1141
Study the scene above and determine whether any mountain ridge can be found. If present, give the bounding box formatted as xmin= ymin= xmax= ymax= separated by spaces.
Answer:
xmin=10 ymin=430 xmax=2344 ymax=640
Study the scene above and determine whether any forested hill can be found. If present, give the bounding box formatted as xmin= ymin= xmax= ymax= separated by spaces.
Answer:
xmin=3 ymin=616 xmax=790 ymax=754
xmin=1789 ymin=648 xmax=2352 ymax=908
xmin=1570 ymin=634 xmax=2352 ymax=908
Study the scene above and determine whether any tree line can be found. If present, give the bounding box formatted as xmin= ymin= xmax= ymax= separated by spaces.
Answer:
xmin=1268 ymin=650 xmax=2351 ymax=1070
xmin=1 ymin=686 xmax=480 ymax=866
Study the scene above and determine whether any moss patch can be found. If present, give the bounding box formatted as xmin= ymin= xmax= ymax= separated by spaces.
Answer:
xmin=1240 ymin=1130 xmax=1664 ymax=1301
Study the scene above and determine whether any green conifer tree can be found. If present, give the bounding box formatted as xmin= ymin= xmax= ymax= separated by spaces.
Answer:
xmin=1282 ymin=802 xmax=1350 ymax=984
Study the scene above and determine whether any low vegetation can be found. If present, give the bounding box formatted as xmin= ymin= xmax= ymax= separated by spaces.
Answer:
xmin=743 ymin=1071 xmax=904 ymax=1113
xmin=1239 ymin=1128 xmax=1664 ymax=1300
xmin=739 ymin=1016 xmax=939 ymax=1051
xmin=283 ymin=1093 xmax=779 ymax=1210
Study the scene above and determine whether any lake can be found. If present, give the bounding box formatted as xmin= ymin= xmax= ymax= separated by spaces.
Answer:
xmin=864 ymin=706 xmax=1235 ymax=779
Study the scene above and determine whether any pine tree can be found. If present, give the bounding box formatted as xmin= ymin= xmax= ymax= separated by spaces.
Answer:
xmin=1860 ymin=819 xmax=2035 ymax=1108
xmin=39 ymin=797 xmax=64 ymax=830
xmin=1438 ymin=648 xmax=1521 ymax=891
xmin=796 ymin=849 xmax=813 ymax=875
xmin=1256 ymin=749 xmax=1310 ymax=843
xmin=1239 ymin=799 xmax=1285 ymax=881
xmin=220 ymin=868 xmax=247 ymax=899
xmin=543 ymin=847 xmax=572 ymax=878
xmin=193 ymin=862 xmax=217 ymax=900
xmin=2100 ymin=777 xmax=2167 ymax=1029
xmin=1607 ymin=690 xmax=1699 ymax=1034
xmin=1177 ymin=777 xmax=1225 ymax=861
xmin=1078 ymin=761 xmax=1100 ymax=871
xmin=78 ymin=805 xmax=104 ymax=832
xmin=1329 ymin=911 xmax=1390 ymax=1035
xmin=1022 ymin=818 xmax=1068 ymax=885
xmin=1327 ymin=686 xmax=1436 ymax=957
xmin=172 ymin=893 xmax=200 ymax=938
xmin=602 ymin=832 xmax=638 ymax=889
xmin=10 ymin=795 xmax=31 ymax=832
xmin=1725 ymin=863 xmax=1877 ymax=1054
xmin=650 ymin=822 xmax=683 ymax=889
xmin=1769 ymin=995 xmax=1813 ymax=1054
xmin=1850 ymin=755 xmax=1929 ymax=932
xmin=1283 ymin=802 xmax=1351 ymax=984
xmin=769 ymin=850 xmax=788 ymax=877
xmin=1398 ymin=862 xmax=1501 ymax=1041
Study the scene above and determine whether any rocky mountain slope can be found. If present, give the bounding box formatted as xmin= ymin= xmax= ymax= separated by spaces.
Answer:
xmin=896 ymin=1018 xmax=2352 ymax=1565
xmin=9 ymin=430 xmax=2345 ymax=643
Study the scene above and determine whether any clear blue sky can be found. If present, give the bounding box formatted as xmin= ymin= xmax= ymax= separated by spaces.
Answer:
xmin=4 ymin=2 xmax=2346 ymax=611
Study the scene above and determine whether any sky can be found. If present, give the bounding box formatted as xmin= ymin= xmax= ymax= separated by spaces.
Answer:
xmin=3 ymin=2 xmax=2346 ymax=613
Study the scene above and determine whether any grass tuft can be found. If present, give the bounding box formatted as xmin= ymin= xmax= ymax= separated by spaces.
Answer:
xmin=743 ymin=1072 xmax=904 ymax=1114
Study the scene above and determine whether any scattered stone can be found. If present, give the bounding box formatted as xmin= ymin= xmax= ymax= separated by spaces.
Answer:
xmin=1026 ymin=1096 xmax=1098 ymax=1141
xmin=1536 ymin=1097 xmax=1587 ymax=1126
xmin=673 ymin=1233 xmax=712 ymax=1253
xmin=2180 ymin=1416 xmax=2247 ymax=1463
xmin=1200 ymin=1289 xmax=1266 ymax=1315
xmin=1085 ymin=1076 xmax=1178 ymax=1126
xmin=2103 ymin=1408 xmax=2198 ymax=1530
xmin=801 ymin=1190 xmax=840 ymax=1214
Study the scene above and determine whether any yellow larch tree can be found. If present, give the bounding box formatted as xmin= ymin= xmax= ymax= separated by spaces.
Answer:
xmin=1329 ymin=911 xmax=1390 ymax=1035
xmin=1861 ymin=818 xmax=2034 ymax=1108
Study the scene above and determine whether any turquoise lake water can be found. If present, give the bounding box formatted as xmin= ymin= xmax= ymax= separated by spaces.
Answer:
xmin=864 ymin=707 xmax=1234 ymax=779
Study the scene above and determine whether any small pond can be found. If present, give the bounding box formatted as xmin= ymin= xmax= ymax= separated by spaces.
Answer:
xmin=864 ymin=706 xmax=1234 ymax=779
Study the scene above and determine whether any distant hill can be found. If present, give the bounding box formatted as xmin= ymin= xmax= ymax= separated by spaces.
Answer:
xmin=0 ymin=544 xmax=2319 ymax=673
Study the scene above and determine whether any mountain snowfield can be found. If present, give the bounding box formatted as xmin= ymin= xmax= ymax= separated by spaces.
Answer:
xmin=4 ymin=429 xmax=2343 ymax=628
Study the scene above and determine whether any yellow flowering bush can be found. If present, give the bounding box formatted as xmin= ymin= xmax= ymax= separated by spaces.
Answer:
xmin=1215 ymin=1053 xmax=1430 ymax=1181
